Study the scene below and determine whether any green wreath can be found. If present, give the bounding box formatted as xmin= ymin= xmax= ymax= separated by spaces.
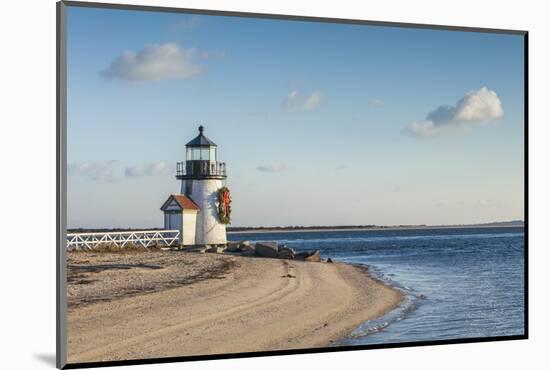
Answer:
xmin=217 ymin=186 xmax=232 ymax=224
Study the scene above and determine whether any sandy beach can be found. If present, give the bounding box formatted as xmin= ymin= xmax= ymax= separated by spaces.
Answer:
xmin=67 ymin=250 xmax=403 ymax=364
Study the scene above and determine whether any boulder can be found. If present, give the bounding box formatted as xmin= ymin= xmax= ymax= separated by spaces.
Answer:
xmin=277 ymin=247 xmax=296 ymax=260
xmin=255 ymin=241 xmax=279 ymax=258
xmin=240 ymin=243 xmax=255 ymax=256
xmin=304 ymin=250 xmax=321 ymax=262
xmin=326 ymin=258 xmax=333 ymax=263
xmin=226 ymin=242 xmax=241 ymax=252
xmin=295 ymin=250 xmax=321 ymax=262
xmin=185 ymin=245 xmax=207 ymax=253
xmin=206 ymin=246 xmax=224 ymax=254
xmin=294 ymin=251 xmax=309 ymax=260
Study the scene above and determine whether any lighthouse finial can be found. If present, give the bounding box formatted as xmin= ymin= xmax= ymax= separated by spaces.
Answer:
xmin=199 ymin=125 xmax=204 ymax=135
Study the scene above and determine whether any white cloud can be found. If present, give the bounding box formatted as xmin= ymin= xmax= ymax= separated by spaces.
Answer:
xmin=403 ymin=87 xmax=504 ymax=138
xmin=68 ymin=161 xmax=117 ymax=182
xmin=453 ymin=87 xmax=504 ymax=122
xmin=257 ymin=163 xmax=287 ymax=173
xmin=402 ymin=121 xmax=449 ymax=138
xmin=125 ymin=161 xmax=175 ymax=177
xmin=303 ymin=92 xmax=321 ymax=111
xmin=370 ymin=99 xmax=384 ymax=107
xmin=101 ymin=43 xmax=202 ymax=82
xmin=282 ymin=90 xmax=321 ymax=112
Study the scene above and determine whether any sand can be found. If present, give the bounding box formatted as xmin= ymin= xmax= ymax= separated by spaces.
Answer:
xmin=66 ymin=251 xmax=403 ymax=364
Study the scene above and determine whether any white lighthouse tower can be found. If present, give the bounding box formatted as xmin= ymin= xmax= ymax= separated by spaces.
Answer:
xmin=160 ymin=126 xmax=228 ymax=246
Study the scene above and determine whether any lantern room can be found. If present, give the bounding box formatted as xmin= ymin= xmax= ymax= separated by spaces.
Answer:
xmin=176 ymin=125 xmax=227 ymax=180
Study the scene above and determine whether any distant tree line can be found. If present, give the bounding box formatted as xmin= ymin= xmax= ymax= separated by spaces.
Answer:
xmin=225 ymin=225 xmax=427 ymax=232
xmin=68 ymin=220 xmax=523 ymax=234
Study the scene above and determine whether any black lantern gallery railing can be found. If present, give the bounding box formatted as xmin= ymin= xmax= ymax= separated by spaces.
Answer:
xmin=176 ymin=161 xmax=227 ymax=179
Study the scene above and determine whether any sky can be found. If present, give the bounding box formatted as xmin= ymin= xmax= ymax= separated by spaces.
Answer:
xmin=66 ymin=6 xmax=525 ymax=228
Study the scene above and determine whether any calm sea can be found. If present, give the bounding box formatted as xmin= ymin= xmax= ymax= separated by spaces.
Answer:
xmin=227 ymin=227 xmax=525 ymax=345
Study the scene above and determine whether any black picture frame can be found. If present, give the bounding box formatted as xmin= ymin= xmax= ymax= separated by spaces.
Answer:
xmin=56 ymin=1 xmax=528 ymax=368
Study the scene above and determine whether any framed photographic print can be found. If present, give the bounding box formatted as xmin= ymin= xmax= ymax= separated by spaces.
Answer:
xmin=57 ymin=1 xmax=527 ymax=368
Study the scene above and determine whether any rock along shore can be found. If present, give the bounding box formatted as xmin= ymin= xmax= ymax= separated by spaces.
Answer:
xmin=184 ymin=240 xmax=323 ymax=262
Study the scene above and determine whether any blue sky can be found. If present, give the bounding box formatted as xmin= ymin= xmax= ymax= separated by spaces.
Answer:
xmin=66 ymin=6 xmax=525 ymax=228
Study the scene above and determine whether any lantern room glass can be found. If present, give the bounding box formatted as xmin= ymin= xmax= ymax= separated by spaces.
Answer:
xmin=186 ymin=147 xmax=216 ymax=161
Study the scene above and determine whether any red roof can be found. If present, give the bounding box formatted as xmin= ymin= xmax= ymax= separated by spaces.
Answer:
xmin=161 ymin=194 xmax=200 ymax=211
xmin=173 ymin=194 xmax=200 ymax=210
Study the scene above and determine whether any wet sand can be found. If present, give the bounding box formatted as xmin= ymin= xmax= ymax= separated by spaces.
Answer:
xmin=67 ymin=251 xmax=403 ymax=364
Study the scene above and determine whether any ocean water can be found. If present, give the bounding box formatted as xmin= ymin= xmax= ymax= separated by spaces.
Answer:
xmin=227 ymin=227 xmax=525 ymax=345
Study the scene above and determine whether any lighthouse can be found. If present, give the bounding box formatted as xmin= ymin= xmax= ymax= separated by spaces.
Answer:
xmin=160 ymin=126 xmax=229 ymax=246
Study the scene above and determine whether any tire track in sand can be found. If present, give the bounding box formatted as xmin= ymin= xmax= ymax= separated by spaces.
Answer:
xmin=71 ymin=260 xmax=302 ymax=362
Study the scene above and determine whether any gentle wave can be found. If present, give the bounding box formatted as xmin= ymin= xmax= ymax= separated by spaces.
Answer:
xmin=334 ymin=264 xmax=425 ymax=344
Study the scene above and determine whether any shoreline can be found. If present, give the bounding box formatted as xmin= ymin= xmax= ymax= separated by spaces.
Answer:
xmin=66 ymin=251 xmax=403 ymax=363
xmin=228 ymin=224 xmax=524 ymax=235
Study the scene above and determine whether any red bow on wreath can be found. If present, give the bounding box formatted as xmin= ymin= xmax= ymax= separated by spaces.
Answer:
xmin=218 ymin=187 xmax=231 ymax=224
xmin=221 ymin=190 xmax=231 ymax=217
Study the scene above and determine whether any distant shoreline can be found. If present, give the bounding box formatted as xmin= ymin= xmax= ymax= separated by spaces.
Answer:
xmin=68 ymin=223 xmax=524 ymax=234
xmin=227 ymin=224 xmax=524 ymax=235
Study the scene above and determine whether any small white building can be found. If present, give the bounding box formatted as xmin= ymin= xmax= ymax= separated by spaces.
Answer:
xmin=160 ymin=194 xmax=200 ymax=246
xmin=160 ymin=126 xmax=229 ymax=246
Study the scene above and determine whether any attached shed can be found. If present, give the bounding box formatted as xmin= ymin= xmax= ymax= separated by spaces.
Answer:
xmin=160 ymin=194 xmax=200 ymax=245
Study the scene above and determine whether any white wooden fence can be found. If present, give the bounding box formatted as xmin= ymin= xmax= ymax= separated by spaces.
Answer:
xmin=66 ymin=230 xmax=180 ymax=250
